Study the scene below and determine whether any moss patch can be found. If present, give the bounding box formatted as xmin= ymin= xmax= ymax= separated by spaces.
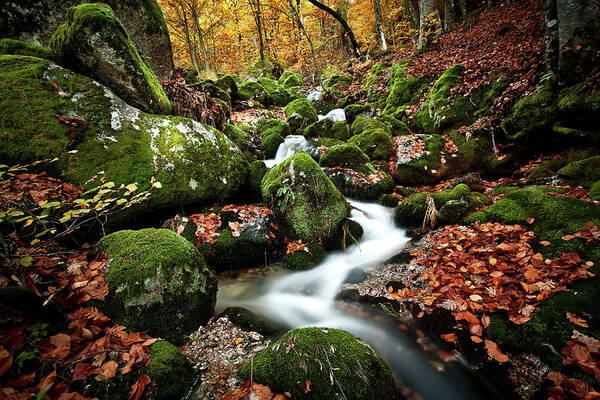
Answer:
xmin=97 ymin=228 xmax=217 ymax=344
xmin=261 ymin=152 xmax=350 ymax=244
xmin=319 ymin=143 xmax=370 ymax=171
xmin=0 ymin=38 xmax=58 ymax=62
xmin=278 ymin=71 xmax=303 ymax=88
xmin=557 ymin=155 xmax=600 ymax=188
xmin=348 ymin=129 xmax=393 ymax=161
xmin=285 ymin=98 xmax=318 ymax=133
xmin=239 ymin=327 xmax=395 ymax=400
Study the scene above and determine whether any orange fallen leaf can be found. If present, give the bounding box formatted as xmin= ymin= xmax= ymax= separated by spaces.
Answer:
xmin=234 ymin=338 xmax=244 ymax=345
xmin=484 ymin=339 xmax=509 ymax=363
xmin=471 ymin=336 xmax=483 ymax=343
xmin=566 ymin=312 xmax=589 ymax=328
xmin=440 ymin=333 xmax=456 ymax=343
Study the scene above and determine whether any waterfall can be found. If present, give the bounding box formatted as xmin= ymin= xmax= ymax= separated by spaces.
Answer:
xmin=264 ymin=135 xmax=308 ymax=168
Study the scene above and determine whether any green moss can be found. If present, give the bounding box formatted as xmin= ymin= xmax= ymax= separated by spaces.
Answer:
xmin=239 ymin=327 xmax=395 ymax=400
xmin=319 ymin=143 xmax=370 ymax=170
xmin=557 ymin=155 xmax=600 ymax=188
xmin=283 ymin=242 xmax=326 ymax=270
xmin=351 ymin=117 xmax=391 ymax=137
xmin=145 ymin=341 xmax=195 ymax=400
xmin=261 ymin=133 xmax=284 ymax=158
xmin=348 ymin=129 xmax=393 ymax=161
xmin=238 ymin=80 xmax=267 ymax=102
xmin=379 ymin=194 xmax=401 ymax=207
xmin=261 ymin=152 xmax=350 ymax=244
xmin=365 ymin=62 xmax=386 ymax=87
xmin=278 ymin=71 xmax=303 ymax=88
xmin=324 ymin=72 xmax=353 ymax=90
xmin=590 ymin=181 xmax=600 ymax=201
xmin=257 ymin=118 xmax=290 ymax=138
xmin=224 ymin=124 xmax=253 ymax=159
xmin=344 ymin=104 xmax=375 ymax=124
xmin=500 ymin=83 xmax=557 ymax=141
xmin=97 ymin=228 xmax=216 ymax=343
xmin=49 ymin=3 xmax=171 ymax=115
xmin=302 ymin=118 xmax=334 ymax=139
xmin=309 ymin=137 xmax=344 ymax=148
xmin=218 ymin=307 xmax=278 ymax=335
xmin=0 ymin=39 xmax=58 ymax=62
xmin=216 ymin=74 xmax=239 ymax=99
xmin=384 ymin=63 xmax=428 ymax=115
xmin=257 ymin=77 xmax=291 ymax=106
xmin=487 ymin=276 xmax=600 ymax=371
xmin=395 ymin=184 xmax=486 ymax=227
xmin=248 ymin=160 xmax=267 ymax=201
xmin=284 ymin=98 xmax=318 ymax=133
xmin=331 ymin=121 xmax=350 ymax=141
xmin=377 ymin=115 xmax=411 ymax=136
xmin=412 ymin=64 xmax=469 ymax=134
xmin=392 ymin=134 xmax=445 ymax=185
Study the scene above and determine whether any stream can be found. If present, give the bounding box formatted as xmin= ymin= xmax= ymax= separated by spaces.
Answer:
xmin=217 ymin=137 xmax=504 ymax=399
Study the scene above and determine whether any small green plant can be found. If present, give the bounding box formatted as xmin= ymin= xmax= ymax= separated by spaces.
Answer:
xmin=27 ymin=323 xmax=49 ymax=344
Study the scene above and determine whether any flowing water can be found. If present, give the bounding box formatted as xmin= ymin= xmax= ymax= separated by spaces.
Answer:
xmin=225 ymin=142 xmax=503 ymax=399
xmin=263 ymin=135 xmax=308 ymax=168
xmin=318 ymin=108 xmax=346 ymax=122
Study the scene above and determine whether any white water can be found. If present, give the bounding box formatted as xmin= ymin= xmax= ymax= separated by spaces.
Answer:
xmin=263 ymin=135 xmax=308 ymax=168
xmin=218 ymin=201 xmax=497 ymax=399
xmin=318 ymin=108 xmax=346 ymax=122
xmin=307 ymin=87 xmax=322 ymax=101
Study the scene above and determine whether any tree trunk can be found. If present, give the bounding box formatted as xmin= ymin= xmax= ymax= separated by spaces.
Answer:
xmin=372 ymin=0 xmax=388 ymax=51
xmin=177 ymin=0 xmax=200 ymax=74
xmin=287 ymin=0 xmax=320 ymax=83
xmin=458 ymin=0 xmax=468 ymax=19
xmin=418 ymin=0 xmax=435 ymax=51
xmin=306 ymin=0 xmax=363 ymax=60
xmin=543 ymin=0 xmax=559 ymax=74
xmin=404 ymin=0 xmax=419 ymax=42
xmin=251 ymin=0 xmax=266 ymax=72
xmin=444 ymin=0 xmax=455 ymax=32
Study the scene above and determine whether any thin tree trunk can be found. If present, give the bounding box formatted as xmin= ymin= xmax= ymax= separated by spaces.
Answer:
xmin=418 ymin=0 xmax=435 ymax=51
xmin=458 ymin=0 xmax=468 ymax=19
xmin=372 ymin=0 xmax=388 ymax=51
xmin=404 ymin=0 xmax=419 ymax=40
xmin=287 ymin=0 xmax=320 ymax=83
xmin=177 ymin=0 xmax=200 ymax=73
xmin=543 ymin=0 xmax=559 ymax=74
xmin=305 ymin=0 xmax=363 ymax=60
xmin=444 ymin=0 xmax=455 ymax=32
xmin=249 ymin=0 xmax=266 ymax=72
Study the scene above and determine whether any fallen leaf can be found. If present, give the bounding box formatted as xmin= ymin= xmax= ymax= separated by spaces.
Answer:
xmin=484 ymin=339 xmax=509 ymax=363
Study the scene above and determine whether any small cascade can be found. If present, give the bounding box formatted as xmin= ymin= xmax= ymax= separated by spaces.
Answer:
xmin=307 ymin=87 xmax=322 ymax=101
xmin=264 ymin=135 xmax=308 ymax=168
xmin=318 ymin=108 xmax=346 ymax=122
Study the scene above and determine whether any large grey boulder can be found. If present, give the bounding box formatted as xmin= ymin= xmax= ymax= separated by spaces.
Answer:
xmin=0 ymin=0 xmax=174 ymax=80
xmin=50 ymin=3 xmax=171 ymax=115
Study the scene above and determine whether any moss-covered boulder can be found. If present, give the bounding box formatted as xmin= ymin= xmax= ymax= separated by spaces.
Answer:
xmin=278 ymin=71 xmax=303 ymax=88
xmin=557 ymin=155 xmax=600 ymax=187
xmin=411 ymin=64 xmax=469 ymax=134
xmin=324 ymin=72 xmax=353 ymax=91
xmin=248 ymin=160 xmax=268 ymax=201
xmin=285 ymin=98 xmax=318 ymax=133
xmin=383 ymin=64 xmax=428 ymax=115
xmin=0 ymin=38 xmax=58 ymax=62
xmin=216 ymin=74 xmax=238 ymax=100
xmin=257 ymin=118 xmax=291 ymax=138
xmin=239 ymin=327 xmax=395 ymax=400
xmin=377 ymin=114 xmax=411 ymax=136
xmin=257 ymin=77 xmax=291 ymax=106
xmin=238 ymin=80 xmax=267 ymax=102
xmin=302 ymin=118 xmax=334 ymax=139
xmin=0 ymin=55 xmax=248 ymax=219
xmin=348 ymin=129 xmax=394 ymax=161
xmin=49 ymin=4 xmax=171 ymax=115
xmin=344 ymin=104 xmax=376 ymax=125
xmin=224 ymin=124 xmax=254 ymax=159
xmin=319 ymin=143 xmax=370 ymax=170
xmin=1 ymin=0 xmax=175 ymax=80
xmin=261 ymin=152 xmax=350 ymax=244
xmin=500 ymin=83 xmax=556 ymax=141
xmin=97 ymin=228 xmax=217 ymax=344
xmin=395 ymin=184 xmax=486 ymax=227
xmin=351 ymin=117 xmax=392 ymax=137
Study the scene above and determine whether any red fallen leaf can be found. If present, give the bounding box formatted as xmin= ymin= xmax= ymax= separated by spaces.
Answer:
xmin=37 ymin=370 xmax=57 ymax=393
xmin=539 ymin=240 xmax=551 ymax=246
xmin=72 ymin=363 xmax=95 ymax=381
xmin=128 ymin=374 xmax=151 ymax=400
xmin=42 ymin=333 xmax=71 ymax=360
xmin=566 ymin=312 xmax=589 ymax=328
xmin=305 ymin=379 xmax=312 ymax=393
xmin=471 ymin=336 xmax=483 ymax=343
xmin=526 ymin=218 xmax=535 ymax=224
xmin=440 ymin=333 xmax=456 ymax=343
xmin=484 ymin=339 xmax=509 ymax=363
